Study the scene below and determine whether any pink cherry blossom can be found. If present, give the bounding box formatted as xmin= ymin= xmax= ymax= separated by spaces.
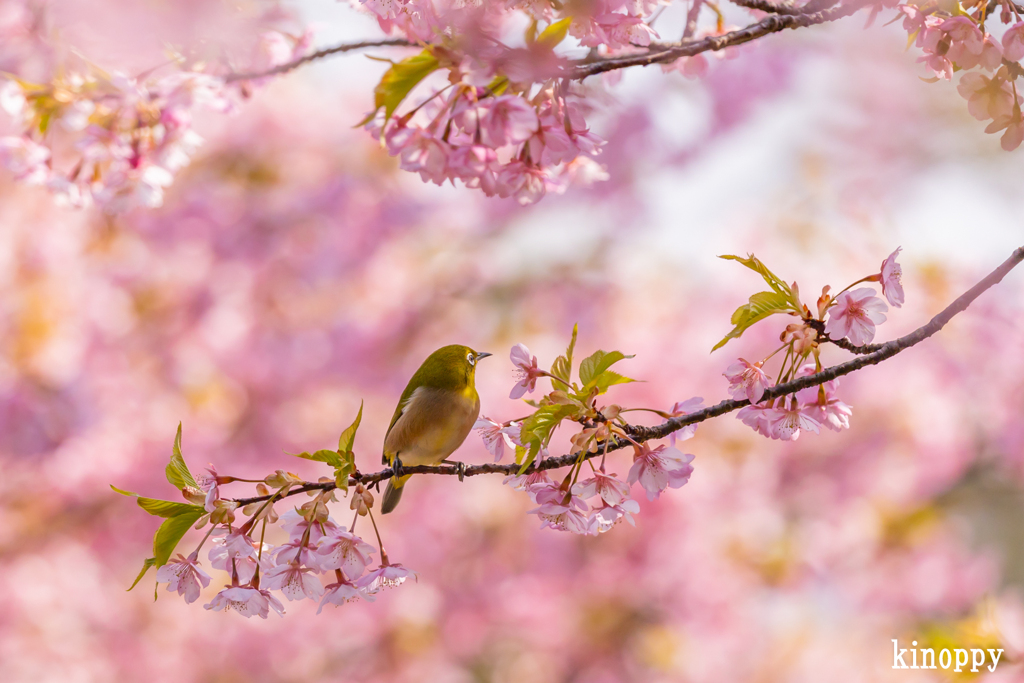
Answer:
xmin=957 ymin=73 xmax=1017 ymax=122
xmin=316 ymin=527 xmax=376 ymax=579
xmin=155 ymin=552 xmax=212 ymax=604
xmin=474 ymin=416 xmax=519 ymax=461
xmin=986 ymin=107 xmax=1024 ymax=151
xmin=208 ymin=531 xmax=265 ymax=584
xmin=667 ymin=396 xmax=705 ymax=444
xmin=572 ymin=471 xmax=631 ymax=506
xmin=879 ymin=247 xmax=904 ymax=308
xmin=627 ymin=443 xmax=695 ymax=501
xmin=765 ymin=402 xmax=821 ymax=441
xmin=0 ymin=136 xmax=50 ymax=185
xmin=509 ymin=343 xmax=543 ymax=399
xmin=272 ymin=538 xmax=320 ymax=569
xmin=279 ymin=509 xmax=335 ymax=544
xmin=824 ymin=288 xmax=888 ymax=346
xmin=503 ymin=467 xmax=551 ymax=492
xmin=497 ymin=160 xmax=547 ymax=205
xmin=588 ymin=498 xmax=640 ymax=534
xmin=736 ymin=403 xmax=773 ymax=437
xmin=204 ymin=586 xmax=285 ymax=619
xmin=528 ymin=499 xmax=592 ymax=534
xmin=1004 ymin=21 xmax=1024 ymax=61
xmin=262 ymin=562 xmax=324 ymax=601
xmin=478 ymin=95 xmax=539 ymax=148
xmin=724 ymin=359 xmax=770 ymax=404
xmin=938 ymin=17 xmax=985 ymax=66
xmin=356 ymin=562 xmax=418 ymax=594
xmin=317 ymin=579 xmax=372 ymax=614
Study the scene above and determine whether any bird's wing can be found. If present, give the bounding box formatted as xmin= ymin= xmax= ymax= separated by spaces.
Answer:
xmin=382 ymin=382 xmax=423 ymax=465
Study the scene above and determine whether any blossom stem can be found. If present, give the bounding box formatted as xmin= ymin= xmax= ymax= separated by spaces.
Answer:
xmin=366 ymin=507 xmax=387 ymax=562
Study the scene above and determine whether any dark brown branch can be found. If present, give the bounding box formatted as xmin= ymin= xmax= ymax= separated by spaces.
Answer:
xmin=729 ymin=0 xmax=809 ymax=16
xmin=224 ymin=38 xmax=414 ymax=83
xmin=569 ymin=0 xmax=868 ymax=80
xmin=229 ymin=245 xmax=1024 ymax=508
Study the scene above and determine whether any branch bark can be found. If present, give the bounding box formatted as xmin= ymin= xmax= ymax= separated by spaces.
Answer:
xmin=224 ymin=38 xmax=414 ymax=83
xmin=230 ymin=245 xmax=1024 ymax=507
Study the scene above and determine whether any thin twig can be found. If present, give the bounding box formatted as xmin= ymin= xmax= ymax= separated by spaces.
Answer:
xmin=224 ymin=38 xmax=414 ymax=83
xmin=684 ymin=0 xmax=706 ymax=39
xmin=228 ymin=245 xmax=1024 ymax=508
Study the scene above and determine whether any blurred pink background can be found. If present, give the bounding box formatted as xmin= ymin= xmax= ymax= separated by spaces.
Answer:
xmin=0 ymin=1 xmax=1023 ymax=681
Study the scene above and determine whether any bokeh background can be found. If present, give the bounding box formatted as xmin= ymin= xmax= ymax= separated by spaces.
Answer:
xmin=1 ymin=1 xmax=1023 ymax=681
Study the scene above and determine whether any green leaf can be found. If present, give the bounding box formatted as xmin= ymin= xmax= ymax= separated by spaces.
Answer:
xmin=520 ymin=403 xmax=578 ymax=452
xmin=291 ymin=449 xmax=344 ymax=467
xmin=111 ymin=484 xmax=139 ymax=497
xmin=591 ymin=369 xmax=635 ymax=394
xmin=138 ymin=499 xmax=205 ymax=518
xmin=165 ymin=423 xmax=200 ymax=491
xmin=153 ymin=509 xmax=205 ymax=566
xmin=128 ymin=557 xmax=157 ymax=591
xmin=550 ymin=323 xmax=578 ymax=385
xmin=719 ymin=254 xmax=794 ymax=298
xmin=112 ymin=484 xmax=205 ymax=518
xmin=338 ymin=401 xmax=364 ymax=455
xmin=579 ymin=350 xmax=633 ymax=387
xmin=517 ymin=442 xmax=542 ymax=475
xmin=537 ymin=17 xmax=573 ymax=49
xmin=372 ymin=49 xmax=440 ymax=122
xmin=711 ymin=290 xmax=794 ymax=351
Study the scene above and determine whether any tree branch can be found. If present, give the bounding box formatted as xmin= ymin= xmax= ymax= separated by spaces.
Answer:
xmin=729 ymin=0 xmax=810 ymax=16
xmin=224 ymin=38 xmax=414 ymax=83
xmin=229 ymin=245 xmax=1024 ymax=508
xmin=223 ymin=1 xmax=864 ymax=86
xmin=568 ymin=0 xmax=868 ymax=80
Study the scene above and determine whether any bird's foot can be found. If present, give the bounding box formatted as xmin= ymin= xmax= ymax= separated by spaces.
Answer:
xmin=443 ymin=460 xmax=466 ymax=482
xmin=392 ymin=456 xmax=405 ymax=479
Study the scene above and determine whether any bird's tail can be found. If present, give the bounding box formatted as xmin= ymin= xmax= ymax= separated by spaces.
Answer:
xmin=381 ymin=474 xmax=411 ymax=514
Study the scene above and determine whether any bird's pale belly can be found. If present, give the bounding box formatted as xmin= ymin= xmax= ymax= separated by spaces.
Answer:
xmin=383 ymin=385 xmax=480 ymax=467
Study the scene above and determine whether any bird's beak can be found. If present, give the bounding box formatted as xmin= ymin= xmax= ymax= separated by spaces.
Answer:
xmin=475 ymin=352 xmax=492 ymax=361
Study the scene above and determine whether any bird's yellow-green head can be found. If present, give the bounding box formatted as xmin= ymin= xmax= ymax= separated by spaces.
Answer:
xmin=410 ymin=344 xmax=492 ymax=391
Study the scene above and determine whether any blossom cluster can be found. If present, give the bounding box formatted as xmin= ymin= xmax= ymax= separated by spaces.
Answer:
xmin=0 ymin=27 xmax=312 ymax=211
xmin=722 ymin=248 xmax=905 ymax=441
xmin=474 ymin=335 xmax=701 ymax=534
xmin=901 ymin=2 xmax=1024 ymax=150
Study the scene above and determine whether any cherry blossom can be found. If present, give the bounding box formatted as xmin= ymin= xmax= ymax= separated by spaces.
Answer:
xmin=204 ymin=586 xmax=285 ymax=619
xmin=317 ymin=579 xmax=372 ymax=614
xmin=879 ymin=247 xmax=904 ymax=308
xmin=736 ymin=403 xmax=773 ymax=438
xmin=825 ymin=288 xmax=888 ymax=346
xmin=156 ymin=552 xmax=212 ymax=604
xmin=1003 ymin=21 xmax=1024 ymax=61
xmin=509 ymin=343 xmax=543 ymax=399
xmin=528 ymin=497 xmax=591 ymax=534
xmin=724 ymin=359 xmax=770 ymax=404
xmin=208 ymin=531 xmax=266 ymax=584
xmin=588 ymin=499 xmax=640 ymax=533
xmin=474 ymin=416 xmax=519 ymax=462
xmin=666 ymin=396 xmax=705 ymax=444
xmin=572 ymin=472 xmax=631 ymax=506
xmin=262 ymin=562 xmax=325 ymax=602
xmin=957 ymin=72 xmax=1017 ymax=122
xmin=316 ymin=527 xmax=376 ymax=579
xmin=765 ymin=401 xmax=822 ymax=441
xmin=627 ymin=443 xmax=695 ymax=501
xmin=357 ymin=562 xmax=418 ymax=594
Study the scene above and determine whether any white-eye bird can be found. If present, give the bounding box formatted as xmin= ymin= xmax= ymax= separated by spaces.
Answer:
xmin=380 ymin=345 xmax=492 ymax=514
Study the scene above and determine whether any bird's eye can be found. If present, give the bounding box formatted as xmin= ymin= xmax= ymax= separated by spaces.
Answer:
xmin=467 ymin=352 xmax=475 ymax=366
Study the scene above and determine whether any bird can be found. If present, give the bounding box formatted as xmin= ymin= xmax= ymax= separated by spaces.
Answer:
xmin=380 ymin=345 xmax=492 ymax=514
